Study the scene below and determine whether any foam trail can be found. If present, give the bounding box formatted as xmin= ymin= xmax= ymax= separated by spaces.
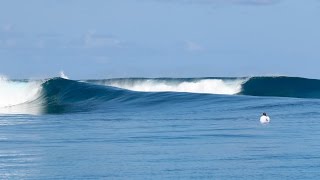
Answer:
xmin=106 ymin=79 xmax=244 ymax=95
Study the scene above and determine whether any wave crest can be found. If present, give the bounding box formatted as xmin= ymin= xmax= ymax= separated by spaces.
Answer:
xmin=96 ymin=78 xmax=245 ymax=95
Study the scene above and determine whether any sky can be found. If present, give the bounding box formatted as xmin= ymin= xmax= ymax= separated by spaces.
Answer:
xmin=0 ymin=0 xmax=319 ymax=79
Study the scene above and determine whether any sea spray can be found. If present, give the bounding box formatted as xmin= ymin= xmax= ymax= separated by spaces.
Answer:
xmin=0 ymin=76 xmax=42 ymax=108
xmin=60 ymin=71 xmax=69 ymax=79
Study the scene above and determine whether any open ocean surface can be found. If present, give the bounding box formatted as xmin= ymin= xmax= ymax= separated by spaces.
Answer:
xmin=1 ymin=76 xmax=320 ymax=179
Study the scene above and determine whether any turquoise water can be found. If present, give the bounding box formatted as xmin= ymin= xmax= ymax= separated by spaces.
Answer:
xmin=1 ymin=77 xmax=320 ymax=179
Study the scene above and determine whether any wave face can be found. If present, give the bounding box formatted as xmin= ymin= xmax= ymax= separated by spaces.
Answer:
xmin=240 ymin=76 xmax=320 ymax=98
xmin=2 ymin=76 xmax=320 ymax=115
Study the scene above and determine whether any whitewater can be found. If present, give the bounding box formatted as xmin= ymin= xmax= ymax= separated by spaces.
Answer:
xmin=0 ymin=76 xmax=42 ymax=108
xmin=99 ymin=78 xmax=244 ymax=94
xmin=1 ymin=75 xmax=320 ymax=179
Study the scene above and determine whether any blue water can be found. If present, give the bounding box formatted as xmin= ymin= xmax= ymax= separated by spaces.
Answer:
xmin=1 ymin=77 xmax=320 ymax=179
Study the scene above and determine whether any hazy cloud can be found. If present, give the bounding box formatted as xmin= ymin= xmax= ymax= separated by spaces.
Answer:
xmin=1 ymin=24 xmax=13 ymax=32
xmin=1 ymin=24 xmax=125 ymax=50
xmin=84 ymin=31 xmax=122 ymax=48
xmin=34 ymin=39 xmax=46 ymax=48
xmin=185 ymin=41 xmax=204 ymax=52
xmin=232 ymin=0 xmax=280 ymax=5
xmin=153 ymin=0 xmax=280 ymax=5
xmin=94 ymin=56 xmax=110 ymax=64
xmin=0 ymin=38 xmax=17 ymax=48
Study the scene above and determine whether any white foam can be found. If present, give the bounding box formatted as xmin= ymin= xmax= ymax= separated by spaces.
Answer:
xmin=0 ymin=76 xmax=42 ymax=108
xmin=107 ymin=79 xmax=245 ymax=95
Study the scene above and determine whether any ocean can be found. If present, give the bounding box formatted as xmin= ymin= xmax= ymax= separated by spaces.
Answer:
xmin=1 ymin=76 xmax=320 ymax=179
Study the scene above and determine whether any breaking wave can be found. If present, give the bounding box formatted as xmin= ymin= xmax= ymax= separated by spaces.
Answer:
xmin=1 ymin=76 xmax=320 ymax=114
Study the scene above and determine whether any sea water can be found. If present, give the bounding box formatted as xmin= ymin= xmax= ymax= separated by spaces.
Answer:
xmin=1 ymin=77 xmax=320 ymax=179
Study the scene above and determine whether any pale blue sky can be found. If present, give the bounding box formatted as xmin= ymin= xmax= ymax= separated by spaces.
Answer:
xmin=0 ymin=0 xmax=319 ymax=79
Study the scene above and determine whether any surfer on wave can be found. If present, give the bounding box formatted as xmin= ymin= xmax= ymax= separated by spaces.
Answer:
xmin=260 ymin=112 xmax=270 ymax=124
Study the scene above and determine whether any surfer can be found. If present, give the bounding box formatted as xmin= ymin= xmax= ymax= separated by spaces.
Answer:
xmin=260 ymin=112 xmax=270 ymax=124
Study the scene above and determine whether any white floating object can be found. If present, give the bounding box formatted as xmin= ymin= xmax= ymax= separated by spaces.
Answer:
xmin=260 ymin=115 xmax=270 ymax=124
